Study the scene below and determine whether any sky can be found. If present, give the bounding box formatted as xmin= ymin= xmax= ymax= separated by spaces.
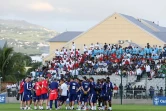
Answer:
xmin=0 ymin=0 xmax=165 ymax=32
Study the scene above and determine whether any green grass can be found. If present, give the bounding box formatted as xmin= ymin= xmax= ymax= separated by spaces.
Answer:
xmin=0 ymin=104 xmax=166 ymax=111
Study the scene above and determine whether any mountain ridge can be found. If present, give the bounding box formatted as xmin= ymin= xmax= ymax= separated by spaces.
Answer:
xmin=0 ymin=19 xmax=57 ymax=54
xmin=0 ymin=19 xmax=57 ymax=42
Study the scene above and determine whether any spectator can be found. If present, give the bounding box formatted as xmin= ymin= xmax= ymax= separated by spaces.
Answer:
xmin=149 ymin=86 xmax=154 ymax=99
xmin=113 ymin=84 xmax=118 ymax=98
xmin=136 ymin=67 xmax=142 ymax=81
xmin=159 ymin=87 xmax=163 ymax=96
xmin=145 ymin=64 xmax=151 ymax=79
xmin=104 ymin=43 xmax=108 ymax=50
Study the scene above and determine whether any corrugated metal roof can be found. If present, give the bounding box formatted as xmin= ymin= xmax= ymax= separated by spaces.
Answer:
xmin=0 ymin=40 xmax=6 ymax=48
xmin=143 ymin=20 xmax=166 ymax=32
xmin=120 ymin=14 xmax=166 ymax=43
xmin=48 ymin=31 xmax=83 ymax=42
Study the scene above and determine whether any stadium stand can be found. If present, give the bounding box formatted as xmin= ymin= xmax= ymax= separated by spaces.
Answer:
xmin=30 ymin=42 xmax=166 ymax=96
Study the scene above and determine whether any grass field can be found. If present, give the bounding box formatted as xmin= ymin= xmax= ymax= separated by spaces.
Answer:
xmin=0 ymin=104 xmax=166 ymax=111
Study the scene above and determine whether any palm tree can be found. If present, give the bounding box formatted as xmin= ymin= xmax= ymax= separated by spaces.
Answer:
xmin=0 ymin=47 xmax=14 ymax=80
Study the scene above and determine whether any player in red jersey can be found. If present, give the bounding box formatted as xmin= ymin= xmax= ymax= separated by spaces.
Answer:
xmin=41 ymin=77 xmax=49 ymax=110
xmin=19 ymin=78 xmax=25 ymax=110
xmin=34 ymin=78 xmax=42 ymax=110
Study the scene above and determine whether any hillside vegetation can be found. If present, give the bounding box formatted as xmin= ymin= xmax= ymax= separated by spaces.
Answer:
xmin=0 ymin=19 xmax=57 ymax=54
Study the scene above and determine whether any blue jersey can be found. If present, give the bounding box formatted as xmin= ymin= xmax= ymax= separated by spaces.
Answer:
xmin=77 ymin=84 xmax=81 ymax=95
xmin=69 ymin=81 xmax=78 ymax=94
xmin=90 ymin=82 xmax=96 ymax=94
xmin=119 ymin=48 xmax=123 ymax=55
xmin=159 ymin=47 xmax=162 ymax=53
xmin=101 ymin=82 xmax=107 ymax=94
xmin=23 ymin=82 xmax=32 ymax=95
xmin=112 ymin=48 xmax=116 ymax=53
xmin=49 ymin=81 xmax=58 ymax=90
xmin=100 ymin=49 xmax=104 ymax=54
xmin=32 ymin=84 xmax=36 ymax=99
xmin=106 ymin=82 xmax=113 ymax=95
xmin=140 ymin=50 xmax=144 ymax=56
xmin=81 ymin=81 xmax=90 ymax=93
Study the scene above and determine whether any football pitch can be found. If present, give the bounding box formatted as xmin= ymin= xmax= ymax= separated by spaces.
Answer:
xmin=0 ymin=104 xmax=166 ymax=111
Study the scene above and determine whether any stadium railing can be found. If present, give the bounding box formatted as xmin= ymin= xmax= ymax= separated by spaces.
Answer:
xmin=114 ymin=89 xmax=166 ymax=99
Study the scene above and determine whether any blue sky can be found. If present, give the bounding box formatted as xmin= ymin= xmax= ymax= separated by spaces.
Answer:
xmin=0 ymin=0 xmax=165 ymax=32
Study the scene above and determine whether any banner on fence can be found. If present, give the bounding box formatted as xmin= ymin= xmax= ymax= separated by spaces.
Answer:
xmin=153 ymin=96 xmax=166 ymax=106
xmin=0 ymin=94 xmax=6 ymax=104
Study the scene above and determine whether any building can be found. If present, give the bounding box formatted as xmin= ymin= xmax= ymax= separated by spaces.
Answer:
xmin=0 ymin=40 xmax=7 ymax=49
xmin=45 ymin=31 xmax=83 ymax=60
xmin=44 ymin=13 xmax=166 ymax=61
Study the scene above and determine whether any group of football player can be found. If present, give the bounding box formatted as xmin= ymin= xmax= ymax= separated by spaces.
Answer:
xmin=19 ymin=76 xmax=113 ymax=111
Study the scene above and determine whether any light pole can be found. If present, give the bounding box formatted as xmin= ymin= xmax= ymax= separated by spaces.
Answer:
xmin=0 ymin=77 xmax=2 ymax=94
xmin=120 ymin=65 xmax=123 ymax=105
xmin=73 ymin=49 xmax=76 ymax=79
xmin=119 ymin=63 xmax=122 ymax=105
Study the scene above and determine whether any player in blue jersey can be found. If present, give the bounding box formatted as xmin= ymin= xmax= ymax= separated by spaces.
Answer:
xmin=75 ymin=78 xmax=81 ymax=106
xmin=89 ymin=77 xmax=97 ymax=110
xmin=23 ymin=77 xmax=32 ymax=110
xmin=106 ymin=77 xmax=113 ymax=111
xmin=96 ymin=79 xmax=102 ymax=108
xmin=68 ymin=77 xmax=79 ymax=110
xmin=101 ymin=79 xmax=107 ymax=110
xmin=29 ymin=76 xmax=33 ymax=107
xmin=78 ymin=76 xmax=90 ymax=110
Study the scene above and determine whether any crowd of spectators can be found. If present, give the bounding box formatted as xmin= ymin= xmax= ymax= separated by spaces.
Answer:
xmin=37 ymin=42 xmax=166 ymax=80
xmin=6 ymin=84 xmax=18 ymax=97
xmin=27 ymin=42 xmax=166 ymax=100
xmin=149 ymin=86 xmax=164 ymax=99
xmin=115 ymin=83 xmax=164 ymax=99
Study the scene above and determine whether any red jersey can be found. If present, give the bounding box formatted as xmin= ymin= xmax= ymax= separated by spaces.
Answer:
xmin=41 ymin=80 xmax=48 ymax=94
xmin=19 ymin=81 xmax=24 ymax=94
xmin=113 ymin=86 xmax=118 ymax=91
xmin=49 ymin=89 xmax=58 ymax=100
xmin=35 ymin=82 xmax=41 ymax=96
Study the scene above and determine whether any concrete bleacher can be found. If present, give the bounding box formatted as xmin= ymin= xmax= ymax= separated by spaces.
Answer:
xmin=78 ymin=74 xmax=137 ymax=86
xmin=147 ymin=78 xmax=165 ymax=89
xmin=134 ymin=78 xmax=165 ymax=90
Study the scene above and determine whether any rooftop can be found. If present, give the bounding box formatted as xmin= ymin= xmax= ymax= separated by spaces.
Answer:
xmin=48 ymin=31 xmax=83 ymax=42
xmin=120 ymin=13 xmax=166 ymax=42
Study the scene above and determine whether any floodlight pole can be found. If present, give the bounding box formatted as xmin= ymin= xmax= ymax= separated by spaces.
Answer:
xmin=120 ymin=64 xmax=122 ymax=105
xmin=75 ymin=49 xmax=76 ymax=78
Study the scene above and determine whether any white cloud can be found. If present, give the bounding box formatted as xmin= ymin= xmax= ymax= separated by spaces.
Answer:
xmin=56 ymin=7 xmax=72 ymax=13
xmin=28 ymin=2 xmax=54 ymax=12
xmin=27 ymin=2 xmax=72 ymax=13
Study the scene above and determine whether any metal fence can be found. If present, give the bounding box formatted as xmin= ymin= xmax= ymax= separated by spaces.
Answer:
xmin=113 ymin=90 xmax=166 ymax=99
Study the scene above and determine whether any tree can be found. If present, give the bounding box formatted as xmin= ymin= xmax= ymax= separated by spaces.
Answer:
xmin=26 ymin=62 xmax=42 ymax=75
xmin=0 ymin=47 xmax=14 ymax=80
xmin=0 ymin=46 xmax=32 ymax=82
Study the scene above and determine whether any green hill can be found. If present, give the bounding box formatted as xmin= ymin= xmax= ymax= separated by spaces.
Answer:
xmin=0 ymin=19 xmax=57 ymax=42
xmin=0 ymin=19 xmax=57 ymax=55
